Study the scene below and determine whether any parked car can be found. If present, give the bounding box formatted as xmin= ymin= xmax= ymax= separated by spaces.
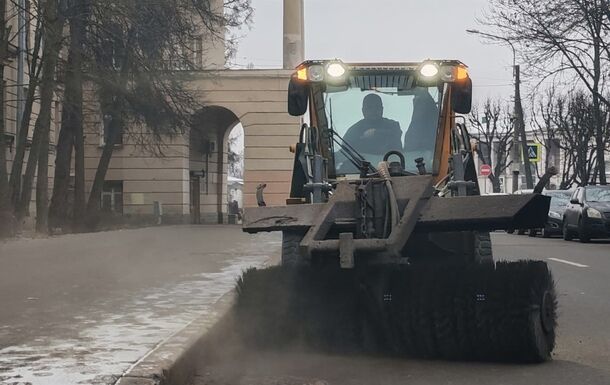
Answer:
xmin=563 ymin=185 xmax=610 ymax=242
xmin=540 ymin=190 xmax=572 ymax=238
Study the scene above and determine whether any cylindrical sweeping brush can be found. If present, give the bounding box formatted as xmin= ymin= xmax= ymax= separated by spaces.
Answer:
xmin=234 ymin=260 xmax=557 ymax=363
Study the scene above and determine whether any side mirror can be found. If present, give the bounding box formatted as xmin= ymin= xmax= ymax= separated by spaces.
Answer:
xmin=452 ymin=78 xmax=472 ymax=114
xmin=288 ymin=78 xmax=309 ymax=116
xmin=570 ymin=198 xmax=579 ymax=204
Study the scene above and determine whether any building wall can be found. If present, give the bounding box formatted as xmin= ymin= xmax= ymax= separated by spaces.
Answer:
xmin=185 ymin=69 xmax=300 ymax=208
xmin=81 ymin=90 xmax=191 ymax=223
xmin=79 ymin=69 xmax=298 ymax=225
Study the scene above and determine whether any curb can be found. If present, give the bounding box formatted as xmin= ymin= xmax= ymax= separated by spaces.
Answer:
xmin=114 ymin=290 xmax=237 ymax=385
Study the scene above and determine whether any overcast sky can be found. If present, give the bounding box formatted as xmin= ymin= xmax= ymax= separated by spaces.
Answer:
xmin=231 ymin=0 xmax=516 ymax=104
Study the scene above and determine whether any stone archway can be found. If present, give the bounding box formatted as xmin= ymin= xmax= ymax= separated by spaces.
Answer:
xmin=190 ymin=106 xmax=240 ymax=224
xmin=186 ymin=69 xmax=301 ymax=210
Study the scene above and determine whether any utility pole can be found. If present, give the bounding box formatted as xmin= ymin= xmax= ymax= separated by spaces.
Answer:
xmin=513 ymin=65 xmax=534 ymax=189
xmin=283 ymin=0 xmax=305 ymax=70
xmin=466 ymin=29 xmax=534 ymax=191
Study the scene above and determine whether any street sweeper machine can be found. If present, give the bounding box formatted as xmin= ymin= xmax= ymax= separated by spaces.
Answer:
xmin=239 ymin=60 xmax=558 ymax=363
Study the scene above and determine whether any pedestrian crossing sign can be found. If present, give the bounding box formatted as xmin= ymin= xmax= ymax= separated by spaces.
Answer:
xmin=524 ymin=143 xmax=542 ymax=163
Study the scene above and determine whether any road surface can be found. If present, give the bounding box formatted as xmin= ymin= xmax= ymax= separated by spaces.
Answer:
xmin=0 ymin=225 xmax=279 ymax=385
xmin=191 ymin=233 xmax=610 ymax=385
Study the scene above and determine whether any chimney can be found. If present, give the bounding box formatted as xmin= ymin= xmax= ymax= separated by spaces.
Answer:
xmin=283 ymin=0 xmax=305 ymax=70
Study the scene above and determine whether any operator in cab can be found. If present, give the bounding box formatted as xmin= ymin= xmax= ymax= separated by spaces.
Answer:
xmin=343 ymin=94 xmax=403 ymax=155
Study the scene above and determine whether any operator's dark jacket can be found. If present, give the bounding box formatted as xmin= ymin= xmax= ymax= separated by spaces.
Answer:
xmin=343 ymin=118 xmax=402 ymax=155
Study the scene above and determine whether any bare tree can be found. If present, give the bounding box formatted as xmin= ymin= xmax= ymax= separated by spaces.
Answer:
xmin=228 ymin=135 xmax=244 ymax=179
xmin=531 ymin=86 xmax=567 ymax=183
xmin=482 ymin=0 xmax=610 ymax=184
xmin=540 ymin=90 xmax=604 ymax=188
xmin=469 ymin=98 xmax=514 ymax=193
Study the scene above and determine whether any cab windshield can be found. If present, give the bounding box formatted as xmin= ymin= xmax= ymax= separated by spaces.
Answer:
xmin=324 ymin=82 xmax=441 ymax=175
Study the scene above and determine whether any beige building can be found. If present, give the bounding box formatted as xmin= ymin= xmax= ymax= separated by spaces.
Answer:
xmin=81 ymin=0 xmax=304 ymax=225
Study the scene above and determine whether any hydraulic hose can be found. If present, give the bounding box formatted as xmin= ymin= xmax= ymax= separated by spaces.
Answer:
xmin=378 ymin=162 xmax=400 ymax=232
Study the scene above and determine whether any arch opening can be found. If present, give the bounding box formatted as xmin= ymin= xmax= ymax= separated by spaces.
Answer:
xmin=189 ymin=106 xmax=240 ymax=224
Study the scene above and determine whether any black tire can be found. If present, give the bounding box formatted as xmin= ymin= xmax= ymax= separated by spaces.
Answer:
xmin=517 ymin=229 xmax=527 ymax=235
xmin=562 ymin=220 xmax=573 ymax=241
xmin=493 ymin=261 xmax=557 ymax=362
xmin=474 ymin=231 xmax=494 ymax=265
xmin=281 ymin=230 xmax=308 ymax=266
xmin=506 ymin=229 xmax=515 ymax=234
xmin=541 ymin=227 xmax=551 ymax=238
xmin=578 ymin=218 xmax=591 ymax=243
xmin=528 ymin=229 xmax=538 ymax=237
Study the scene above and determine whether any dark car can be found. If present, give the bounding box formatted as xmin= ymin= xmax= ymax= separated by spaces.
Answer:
xmin=563 ymin=186 xmax=610 ymax=242
xmin=540 ymin=190 xmax=572 ymax=238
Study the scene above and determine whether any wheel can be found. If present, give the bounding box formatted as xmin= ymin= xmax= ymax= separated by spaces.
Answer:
xmin=577 ymin=218 xmax=591 ymax=243
xmin=517 ymin=229 xmax=526 ymax=235
xmin=528 ymin=228 xmax=538 ymax=237
xmin=506 ymin=229 xmax=515 ymax=234
xmin=541 ymin=227 xmax=551 ymax=238
xmin=522 ymin=264 xmax=557 ymax=362
xmin=490 ymin=261 xmax=557 ymax=362
xmin=281 ymin=230 xmax=308 ymax=266
xmin=562 ymin=220 xmax=573 ymax=241
xmin=474 ymin=231 xmax=494 ymax=265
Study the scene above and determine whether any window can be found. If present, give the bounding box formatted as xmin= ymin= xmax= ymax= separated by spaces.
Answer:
xmin=323 ymin=82 xmax=441 ymax=175
xmin=101 ymin=113 xmax=123 ymax=146
xmin=101 ymin=181 xmax=123 ymax=214
xmin=195 ymin=38 xmax=203 ymax=69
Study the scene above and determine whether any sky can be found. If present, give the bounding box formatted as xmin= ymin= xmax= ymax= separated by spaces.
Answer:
xmin=230 ymin=0 xmax=517 ymax=105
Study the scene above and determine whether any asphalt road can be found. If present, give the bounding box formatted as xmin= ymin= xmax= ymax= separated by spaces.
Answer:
xmin=192 ymin=233 xmax=610 ymax=385
xmin=0 ymin=225 xmax=279 ymax=385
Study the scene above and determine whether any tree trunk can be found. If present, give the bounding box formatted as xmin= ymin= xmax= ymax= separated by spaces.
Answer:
xmin=73 ymin=114 xmax=86 ymax=229
xmin=85 ymin=99 xmax=123 ymax=229
xmin=8 ymin=25 xmax=42 ymax=209
xmin=0 ymin=0 xmax=13 ymax=237
xmin=48 ymin=121 xmax=75 ymax=230
xmin=514 ymin=65 xmax=534 ymax=189
xmin=49 ymin=0 xmax=86 ymax=231
xmin=33 ymin=0 xmax=64 ymax=233
xmin=592 ymin=37 xmax=606 ymax=184
xmin=490 ymin=176 xmax=501 ymax=193
xmin=17 ymin=0 xmax=63 ymax=228
xmin=0 ymin=69 xmax=11 ymax=236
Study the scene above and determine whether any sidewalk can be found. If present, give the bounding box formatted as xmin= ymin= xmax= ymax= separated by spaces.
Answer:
xmin=0 ymin=225 xmax=280 ymax=385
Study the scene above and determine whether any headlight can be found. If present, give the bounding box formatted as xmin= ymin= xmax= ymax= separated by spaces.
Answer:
xmin=327 ymin=62 xmax=346 ymax=78
xmin=419 ymin=63 xmax=439 ymax=77
xmin=548 ymin=211 xmax=561 ymax=219
xmin=308 ymin=64 xmax=325 ymax=82
xmin=586 ymin=207 xmax=602 ymax=219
